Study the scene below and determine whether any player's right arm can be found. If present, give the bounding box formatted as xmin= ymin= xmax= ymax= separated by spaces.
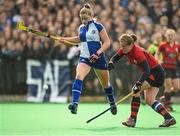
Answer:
xmin=59 ymin=24 xmax=83 ymax=46
xmin=59 ymin=36 xmax=80 ymax=44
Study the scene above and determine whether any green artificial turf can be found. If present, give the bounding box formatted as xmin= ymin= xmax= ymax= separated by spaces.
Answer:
xmin=0 ymin=103 xmax=179 ymax=136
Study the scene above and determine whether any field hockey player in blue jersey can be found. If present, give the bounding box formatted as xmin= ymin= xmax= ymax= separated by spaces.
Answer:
xmin=58 ymin=3 xmax=117 ymax=115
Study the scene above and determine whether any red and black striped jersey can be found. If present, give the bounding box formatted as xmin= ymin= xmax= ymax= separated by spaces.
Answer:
xmin=158 ymin=42 xmax=179 ymax=69
xmin=117 ymin=44 xmax=159 ymax=71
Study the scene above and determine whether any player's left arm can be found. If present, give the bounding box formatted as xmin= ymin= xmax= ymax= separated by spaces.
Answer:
xmin=132 ymin=51 xmax=151 ymax=94
xmin=138 ymin=60 xmax=151 ymax=84
xmin=137 ymin=51 xmax=151 ymax=83
xmin=89 ymin=27 xmax=110 ymax=63
xmin=96 ymin=28 xmax=110 ymax=55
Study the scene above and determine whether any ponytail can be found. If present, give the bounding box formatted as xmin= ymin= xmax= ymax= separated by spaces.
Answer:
xmin=84 ymin=3 xmax=91 ymax=9
xmin=130 ymin=34 xmax=137 ymax=43
xmin=119 ymin=33 xmax=138 ymax=46
xmin=80 ymin=3 xmax=94 ymax=17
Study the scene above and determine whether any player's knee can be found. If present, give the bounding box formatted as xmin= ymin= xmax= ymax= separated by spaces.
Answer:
xmin=164 ymin=86 xmax=172 ymax=91
xmin=173 ymin=84 xmax=180 ymax=91
xmin=76 ymin=74 xmax=84 ymax=80
xmin=145 ymin=98 xmax=154 ymax=105
xmin=173 ymin=87 xmax=180 ymax=92
xmin=101 ymin=81 xmax=110 ymax=88
xmin=165 ymin=82 xmax=172 ymax=89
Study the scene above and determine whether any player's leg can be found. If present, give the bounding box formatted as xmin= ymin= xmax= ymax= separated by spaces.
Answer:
xmin=163 ymin=78 xmax=174 ymax=111
xmin=145 ymin=87 xmax=176 ymax=127
xmin=68 ymin=63 xmax=91 ymax=114
xmin=122 ymin=81 xmax=151 ymax=127
xmin=94 ymin=69 xmax=117 ymax=115
xmin=169 ymin=78 xmax=180 ymax=111
xmin=122 ymin=93 xmax=140 ymax=127
xmin=160 ymin=68 xmax=178 ymax=112
xmin=172 ymin=77 xmax=180 ymax=92
xmin=171 ymin=78 xmax=180 ymax=95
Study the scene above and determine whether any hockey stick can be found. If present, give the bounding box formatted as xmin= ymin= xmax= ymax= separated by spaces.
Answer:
xmin=17 ymin=21 xmax=77 ymax=46
xmin=86 ymin=91 xmax=133 ymax=123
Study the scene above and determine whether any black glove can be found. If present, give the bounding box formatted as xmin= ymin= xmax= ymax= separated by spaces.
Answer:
xmin=132 ymin=81 xmax=142 ymax=94
xmin=89 ymin=53 xmax=100 ymax=63
xmin=108 ymin=62 xmax=115 ymax=70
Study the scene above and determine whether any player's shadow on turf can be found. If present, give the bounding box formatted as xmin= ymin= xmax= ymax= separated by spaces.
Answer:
xmin=73 ymin=126 xmax=177 ymax=132
xmin=134 ymin=126 xmax=177 ymax=130
xmin=73 ymin=127 xmax=119 ymax=132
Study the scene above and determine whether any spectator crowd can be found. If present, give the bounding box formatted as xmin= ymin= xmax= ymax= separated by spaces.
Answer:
xmin=0 ymin=0 xmax=179 ymax=96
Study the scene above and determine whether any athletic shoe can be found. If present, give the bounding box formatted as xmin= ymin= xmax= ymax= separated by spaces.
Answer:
xmin=159 ymin=117 xmax=176 ymax=127
xmin=122 ymin=117 xmax=136 ymax=127
xmin=110 ymin=102 xmax=117 ymax=115
xmin=68 ymin=103 xmax=78 ymax=114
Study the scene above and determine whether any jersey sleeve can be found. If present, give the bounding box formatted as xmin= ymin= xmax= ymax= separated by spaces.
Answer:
xmin=94 ymin=23 xmax=104 ymax=32
xmin=117 ymin=49 xmax=124 ymax=56
xmin=111 ymin=49 xmax=124 ymax=63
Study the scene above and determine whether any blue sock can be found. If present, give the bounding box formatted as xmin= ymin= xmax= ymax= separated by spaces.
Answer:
xmin=72 ymin=79 xmax=83 ymax=104
xmin=104 ymin=86 xmax=115 ymax=104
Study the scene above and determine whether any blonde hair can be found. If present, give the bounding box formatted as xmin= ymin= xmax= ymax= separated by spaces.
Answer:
xmin=119 ymin=34 xmax=137 ymax=46
xmin=165 ymin=29 xmax=176 ymax=36
xmin=79 ymin=3 xmax=94 ymax=17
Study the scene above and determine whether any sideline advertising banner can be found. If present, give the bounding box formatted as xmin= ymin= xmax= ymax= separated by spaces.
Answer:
xmin=26 ymin=59 xmax=71 ymax=103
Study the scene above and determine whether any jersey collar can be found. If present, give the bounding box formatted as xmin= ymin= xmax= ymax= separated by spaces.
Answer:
xmin=125 ymin=44 xmax=135 ymax=55
xmin=84 ymin=20 xmax=94 ymax=30
xmin=88 ymin=20 xmax=94 ymax=25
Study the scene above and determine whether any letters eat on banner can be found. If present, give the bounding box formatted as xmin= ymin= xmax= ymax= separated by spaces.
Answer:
xmin=26 ymin=59 xmax=71 ymax=103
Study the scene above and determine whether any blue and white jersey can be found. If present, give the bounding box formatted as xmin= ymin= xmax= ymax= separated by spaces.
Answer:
xmin=79 ymin=20 xmax=104 ymax=58
xmin=78 ymin=20 xmax=108 ymax=70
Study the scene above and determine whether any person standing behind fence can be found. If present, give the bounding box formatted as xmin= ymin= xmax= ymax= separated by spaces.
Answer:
xmin=156 ymin=29 xmax=180 ymax=112
xmin=147 ymin=32 xmax=162 ymax=56
xmin=108 ymin=34 xmax=176 ymax=127
xmin=58 ymin=4 xmax=117 ymax=115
